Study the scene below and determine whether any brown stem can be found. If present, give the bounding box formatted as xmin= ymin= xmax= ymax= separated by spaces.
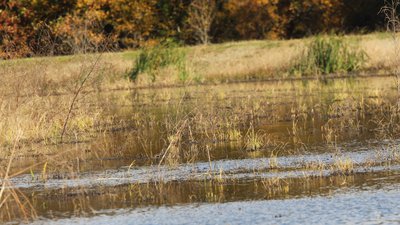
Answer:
xmin=60 ymin=53 xmax=102 ymax=142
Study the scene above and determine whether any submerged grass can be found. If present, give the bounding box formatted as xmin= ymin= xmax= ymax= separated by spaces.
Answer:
xmin=244 ymin=124 xmax=265 ymax=151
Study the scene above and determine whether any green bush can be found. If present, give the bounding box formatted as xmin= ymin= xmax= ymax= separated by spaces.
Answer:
xmin=292 ymin=35 xmax=367 ymax=76
xmin=129 ymin=39 xmax=188 ymax=82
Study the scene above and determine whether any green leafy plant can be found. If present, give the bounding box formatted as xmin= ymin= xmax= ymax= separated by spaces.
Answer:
xmin=292 ymin=35 xmax=367 ymax=76
xmin=129 ymin=39 xmax=188 ymax=82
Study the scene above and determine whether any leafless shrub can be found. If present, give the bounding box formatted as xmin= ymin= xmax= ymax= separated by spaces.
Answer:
xmin=187 ymin=0 xmax=216 ymax=45
xmin=53 ymin=12 xmax=117 ymax=55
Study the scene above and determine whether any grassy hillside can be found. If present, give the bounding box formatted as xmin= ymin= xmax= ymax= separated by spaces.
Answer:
xmin=1 ymin=32 xmax=395 ymax=95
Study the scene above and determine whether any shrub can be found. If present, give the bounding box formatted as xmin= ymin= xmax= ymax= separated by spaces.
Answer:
xmin=128 ymin=39 xmax=188 ymax=82
xmin=292 ymin=35 xmax=367 ymax=76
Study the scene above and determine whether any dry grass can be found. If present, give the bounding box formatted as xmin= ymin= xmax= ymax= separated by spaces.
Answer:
xmin=1 ymin=33 xmax=395 ymax=93
xmin=189 ymin=40 xmax=299 ymax=81
xmin=361 ymin=37 xmax=394 ymax=70
xmin=0 ymin=135 xmax=37 ymax=222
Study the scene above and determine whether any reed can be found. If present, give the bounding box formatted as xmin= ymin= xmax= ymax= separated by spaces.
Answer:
xmin=292 ymin=35 xmax=367 ymax=76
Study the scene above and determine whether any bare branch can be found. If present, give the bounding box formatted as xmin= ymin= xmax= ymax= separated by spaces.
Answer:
xmin=187 ymin=0 xmax=216 ymax=45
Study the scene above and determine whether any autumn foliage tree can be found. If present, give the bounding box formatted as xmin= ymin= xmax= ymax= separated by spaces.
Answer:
xmin=53 ymin=0 xmax=158 ymax=53
xmin=0 ymin=0 xmax=32 ymax=58
xmin=215 ymin=0 xmax=343 ymax=40
xmin=0 ymin=0 xmax=386 ymax=58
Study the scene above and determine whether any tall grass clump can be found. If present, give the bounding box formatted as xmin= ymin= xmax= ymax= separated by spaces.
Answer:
xmin=129 ymin=39 xmax=188 ymax=82
xmin=292 ymin=35 xmax=367 ymax=76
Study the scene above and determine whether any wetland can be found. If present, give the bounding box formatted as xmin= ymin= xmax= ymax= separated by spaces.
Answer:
xmin=2 ymin=75 xmax=400 ymax=224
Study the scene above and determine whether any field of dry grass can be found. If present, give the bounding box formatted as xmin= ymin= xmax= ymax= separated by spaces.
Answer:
xmin=113 ymin=32 xmax=398 ymax=86
xmin=1 ymin=32 xmax=396 ymax=91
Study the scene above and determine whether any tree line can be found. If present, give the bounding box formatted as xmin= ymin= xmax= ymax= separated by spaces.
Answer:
xmin=0 ymin=0 xmax=384 ymax=58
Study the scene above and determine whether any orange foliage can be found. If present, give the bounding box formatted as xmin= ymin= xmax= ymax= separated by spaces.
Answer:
xmin=0 ymin=1 xmax=33 ymax=58
xmin=0 ymin=0 xmax=384 ymax=58
xmin=221 ymin=0 xmax=344 ymax=40
xmin=53 ymin=0 xmax=157 ymax=51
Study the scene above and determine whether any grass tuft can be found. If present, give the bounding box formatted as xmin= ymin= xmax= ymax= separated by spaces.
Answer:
xmin=244 ymin=125 xmax=264 ymax=151
xmin=129 ymin=39 xmax=188 ymax=82
xmin=292 ymin=35 xmax=367 ymax=76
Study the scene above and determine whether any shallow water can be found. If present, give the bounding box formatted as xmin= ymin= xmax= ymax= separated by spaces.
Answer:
xmin=34 ymin=181 xmax=400 ymax=225
xmin=8 ymin=146 xmax=400 ymax=189
xmin=3 ymin=76 xmax=400 ymax=224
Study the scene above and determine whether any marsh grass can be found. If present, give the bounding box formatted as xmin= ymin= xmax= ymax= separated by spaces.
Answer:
xmin=0 ymin=135 xmax=37 ymax=222
xmin=2 ymin=76 xmax=398 ymax=165
xmin=292 ymin=35 xmax=367 ymax=76
xmin=158 ymin=119 xmax=188 ymax=167
xmin=332 ymin=157 xmax=355 ymax=175
xmin=0 ymin=52 xmax=117 ymax=148
xmin=60 ymin=53 xmax=104 ymax=142
xmin=227 ymin=128 xmax=242 ymax=141
xmin=129 ymin=40 xmax=188 ymax=83
xmin=244 ymin=124 xmax=265 ymax=151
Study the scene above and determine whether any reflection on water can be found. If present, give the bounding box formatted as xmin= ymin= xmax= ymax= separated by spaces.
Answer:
xmin=13 ymin=171 xmax=400 ymax=222
xmin=35 ymin=181 xmax=400 ymax=225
